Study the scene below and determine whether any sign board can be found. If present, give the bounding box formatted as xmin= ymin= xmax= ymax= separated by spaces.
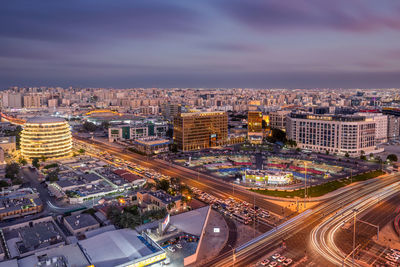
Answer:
xmin=161 ymin=214 xmax=170 ymax=232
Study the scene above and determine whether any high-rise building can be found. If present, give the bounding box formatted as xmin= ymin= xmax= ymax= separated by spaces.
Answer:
xmin=388 ymin=115 xmax=400 ymax=141
xmin=356 ymin=112 xmax=388 ymax=144
xmin=247 ymin=111 xmax=263 ymax=144
xmin=286 ymin=113 xmax=376 ymax=156
xmin=48 ymin=98 xmax=58 ymax=108
xmin=21 ymin=117 xmax=72 ymax=160
xmin=23 ymin=95 xmax=41 ymax=108
xmin=162 ymin=102 xmax=181 ymax=120
xmin=2 ymin=93 xmax=22 ymax=108
xmin=173 ymin=111 xmax=228 ymax=151
xmin=269 ymin=110 xmax=290 ymax=131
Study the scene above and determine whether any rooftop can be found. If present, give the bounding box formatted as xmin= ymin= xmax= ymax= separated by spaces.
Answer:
xmin=64 ymin=213 xmax=99 ymax=231
xmin=25 ymin=116 xmax=66 ymax=124
xmin=79 ymin=229 xmax=163 ymax=267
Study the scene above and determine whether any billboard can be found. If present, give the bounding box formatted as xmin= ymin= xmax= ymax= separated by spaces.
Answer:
xmin=161 ymin=214 xmax=170 ymax=232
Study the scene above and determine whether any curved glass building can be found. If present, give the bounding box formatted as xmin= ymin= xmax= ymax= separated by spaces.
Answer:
xmin=21 ymin=117 xmax=72 ymax=160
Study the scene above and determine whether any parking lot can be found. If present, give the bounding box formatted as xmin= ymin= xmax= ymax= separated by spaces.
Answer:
xmin=191 ymin=187 xmax=278 ymax=231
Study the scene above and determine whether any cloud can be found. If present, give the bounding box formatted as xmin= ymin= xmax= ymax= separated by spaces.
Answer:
xmin=217 ymin=0 xmax=400 ymax=33
xmin=0 ymin=0 xmax=202 ymax=43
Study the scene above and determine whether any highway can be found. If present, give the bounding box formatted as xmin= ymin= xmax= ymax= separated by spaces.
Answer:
xmin=311 ymin=181 xmax=400 ymax=266
xmin=206 ymin=172 xmax=400 ymax=267
xmin=73 ymin=136 xmax=289 ymax=215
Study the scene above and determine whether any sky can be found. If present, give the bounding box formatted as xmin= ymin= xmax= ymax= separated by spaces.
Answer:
xmin=1 ymin=0 xmax=400 ymax=89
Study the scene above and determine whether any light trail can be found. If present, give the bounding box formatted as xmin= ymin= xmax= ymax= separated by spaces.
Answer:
xmin=311 ymin=181 xmax=400 ymax=266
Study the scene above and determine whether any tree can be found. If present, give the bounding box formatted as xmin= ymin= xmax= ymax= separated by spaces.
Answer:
xmin=387 ymin=154 xmax=398 ymax=162
xmin=32 ymin=158 xmax=40 ymax=168
xmin=5 ymin=163 xmax=20 ymax=180
xmin=156 ymin=179 xmax=170 ymax=192
xmin=79 ymin=148 xmax=85 ymax=154
xmin=345 ymin=152 xmax=350 ymax=158
xmin=369 ymin=153 xmax=374 ymax=159
xmin=360 ymin=155 xmax=367 ymax=161
xmin=18 ymin=157 xmax=27 ymax=165
xmin=0 ymin=180 xmax=9 ymax=188
xmin=41 ymin=155 xmax=47 ymax=162
xmin=361 ymin=150 xmax=365 ymax=155
xmin=47 ymin=169 xmax=60 ymax=182
xmin=325 ymin=150 xmax=329 ymax=155
xmin=268 ymin=128 xmax=287 ymax=144
xmin=101 ymin=121 xmax=110 ymax=130
xmin=83 ymin=121 xmax=97 ymax=132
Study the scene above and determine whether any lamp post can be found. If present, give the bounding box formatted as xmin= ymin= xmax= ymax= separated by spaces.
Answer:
xmin=228 ymin=244 xmax=236 ymax=267
xmin=304 ymin=161 xmax=307 ymax=209
xmin=352 ymin=209 xmax=358 ymax=266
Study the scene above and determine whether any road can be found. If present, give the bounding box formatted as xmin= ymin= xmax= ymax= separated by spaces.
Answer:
xmin=73 ymin=136 xmax=289 ymax=215
xmin=310 ymin=179 xmax=400 ymax=266
xmin=73 ymin=136 xmax=400 ymax=266
xmin=206 ymin=172 xmax=400 ymax=266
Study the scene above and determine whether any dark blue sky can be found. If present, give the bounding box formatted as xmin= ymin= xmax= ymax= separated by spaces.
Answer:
xmin=1 ymin=0 xmax=400 ymax=88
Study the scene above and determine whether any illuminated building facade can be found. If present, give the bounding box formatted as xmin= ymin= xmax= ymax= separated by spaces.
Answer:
xmin=286 ymin=113 xmax=376 ymax=156
xmin=269 ymin=110 xmax=291 ymax=131
xmin=247 ymin=111 xmax=263 ymax=144
xmin=173 ymin=111 xmax=228 ymax=151
xmin=21 ymin=117 xmax=72 ymax=160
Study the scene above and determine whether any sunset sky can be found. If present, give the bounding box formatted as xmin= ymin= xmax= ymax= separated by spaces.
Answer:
xmin=1 ymin=0 xmax=400 ymax=88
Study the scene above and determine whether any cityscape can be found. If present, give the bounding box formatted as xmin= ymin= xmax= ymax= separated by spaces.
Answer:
xmin=1 ymin=1 xmax=400 ymax=267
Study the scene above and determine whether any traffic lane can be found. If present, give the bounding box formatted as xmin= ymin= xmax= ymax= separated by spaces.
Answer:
xmin=211 ymin=174 xmax=400 ymax=266
xmin=76 ymin=137 xmax=286 ymax=214
xmin=335 ymin=193 xmax=400 ymax=256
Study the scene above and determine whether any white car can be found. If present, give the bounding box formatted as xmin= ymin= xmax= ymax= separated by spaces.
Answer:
xmin=176 ymin=244 xmax=182 ymax=249
xmin=271 ymin=253 xmax=280 ymax=259
xmin=167 ymin=246 xmax=175 ymax=252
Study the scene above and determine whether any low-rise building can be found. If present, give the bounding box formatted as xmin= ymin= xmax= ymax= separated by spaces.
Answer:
xmin=2 ymin=217 xmax=65 ymax=259
xmin=134 ymin=137 xmax=170 ymax=155
xmin=78 ymin=229 xmax=166 ymax=267
xmin=108 ymin=121 xmax=168 ymax=142
xmin=0 ymin=188 xmax=43 ymax=221
xmin=63 ymin=213 xmax=100 ymax=236
xmin=137 ymin=190 xmax=186 ymax=214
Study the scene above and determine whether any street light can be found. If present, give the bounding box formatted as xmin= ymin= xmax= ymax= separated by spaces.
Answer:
xmin=304 ymin=161 xmax=308 ymax=209
xmin=352 ymin=209 xmax=358 ymax=267
xmin=228 ymin=244 xmax=236 ymax=267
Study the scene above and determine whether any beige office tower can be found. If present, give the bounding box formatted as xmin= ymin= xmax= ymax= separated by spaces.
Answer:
xmin=173 ymin=111 xmax=228 ymax=151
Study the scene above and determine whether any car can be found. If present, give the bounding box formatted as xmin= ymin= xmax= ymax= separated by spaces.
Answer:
xmin=272 ymin=253 xmax=280 ymax=259
xmin=283 ymin=259 xmax=292 ymax=266
xmin=176 ymin=243 xmax=182 ymax=249
xmin=278 ymin=256 xmax=286 ymax=262
xmin=268 ymin=262 xmax=278 ymax=267
xmin=167 ymin=246 xmax=175 ymax=252
xmin=260 ymin=259 xmax=270 ymax=266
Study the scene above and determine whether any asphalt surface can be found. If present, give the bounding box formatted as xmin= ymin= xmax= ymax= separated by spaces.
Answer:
xmin=73 ymin=136 xmax=289 ymax=215
xmin=206 ymin=172 xmax=400 ymax=267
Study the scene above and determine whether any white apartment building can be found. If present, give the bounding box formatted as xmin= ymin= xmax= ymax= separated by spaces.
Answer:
xmin=268 ymin=110 xmax=291 ymax=131
xmin=356 ymin=112 xmax=388 ymax=144
xmin=286 ymin=113 xmax=376 ymax=156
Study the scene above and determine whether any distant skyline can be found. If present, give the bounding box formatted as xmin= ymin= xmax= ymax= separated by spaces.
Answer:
xmin=1 ymin=0 xmax=400 ymax=88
